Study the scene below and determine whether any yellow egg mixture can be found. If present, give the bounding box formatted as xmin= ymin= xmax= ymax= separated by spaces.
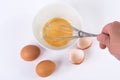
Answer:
xmin=42 ymin=18 xmax=73 ymax=47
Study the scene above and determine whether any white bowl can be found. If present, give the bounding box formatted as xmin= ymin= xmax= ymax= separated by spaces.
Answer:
xmin=32 ymin=2 xmax=82 ymax=50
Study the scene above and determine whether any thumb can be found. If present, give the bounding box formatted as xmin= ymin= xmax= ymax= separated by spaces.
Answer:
xmin=97 ymin=33 xmax=110 ymax=47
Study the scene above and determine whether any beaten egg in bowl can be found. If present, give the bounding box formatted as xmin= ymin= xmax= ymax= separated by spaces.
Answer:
xmin=43 ymin=17 xmax=73 ymax=47
xmin=33 ymin=2 xmax=82 ymax=50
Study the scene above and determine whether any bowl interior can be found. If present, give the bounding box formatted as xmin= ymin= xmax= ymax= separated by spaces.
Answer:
xmin=32 ymin=2 xmax=82 ymax=50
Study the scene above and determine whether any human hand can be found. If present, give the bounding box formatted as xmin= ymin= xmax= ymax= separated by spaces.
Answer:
xmin=97 ymin=21 xmax=120 ymax=60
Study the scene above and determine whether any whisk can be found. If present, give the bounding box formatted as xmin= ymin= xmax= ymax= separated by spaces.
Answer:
xmin=44 ymin=25 xmax=98 ymax=41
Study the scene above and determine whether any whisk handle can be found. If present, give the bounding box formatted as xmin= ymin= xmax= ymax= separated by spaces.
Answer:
xmin=78 ymin=31 xmax=98 ymax=38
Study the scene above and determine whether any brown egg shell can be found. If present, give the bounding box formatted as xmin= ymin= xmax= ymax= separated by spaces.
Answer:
xmin=36 ymin=60 xmax=56 ymax=77
xmin=69 ymin=49 xmax=85 ymax=65
xmin=77 ymin=37 xmax=93 ymax=50
xmin=20 ymin=45 xmax=40 ymax=61
xmin=72 ymin=58 xmax=84 ymax=65
xmin=79 ymin=42 xmax=92 ymax=50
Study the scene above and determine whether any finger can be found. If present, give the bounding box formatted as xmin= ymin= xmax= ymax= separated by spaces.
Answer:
xmin=100 ymin=43 xmax=106 ymax=49
xmin=102 ymin=23 xmax=112 ymax=34
xmin=97 ymin=34 xmax=110 ymax=47
xmin=97 ymin=23 xmax=111 ymax=49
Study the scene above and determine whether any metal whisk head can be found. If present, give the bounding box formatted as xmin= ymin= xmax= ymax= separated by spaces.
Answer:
xmin=44 ymin=24 xmax=97 ymax=41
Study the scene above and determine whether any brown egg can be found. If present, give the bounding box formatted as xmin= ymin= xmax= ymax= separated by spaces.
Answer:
xmin=77 ymin=37 xmax=93 ymax=50
xmin=36 ymin=60 xmax=56 ymax=77
xmin=69 ymin=49 xmax=85 ymax=64
xmin=20 ymin=45 xmax=40 ymax=61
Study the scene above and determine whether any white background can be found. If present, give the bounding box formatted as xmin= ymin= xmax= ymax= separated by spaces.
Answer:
xmin=0 ymin=0 xmax=120 ymax=80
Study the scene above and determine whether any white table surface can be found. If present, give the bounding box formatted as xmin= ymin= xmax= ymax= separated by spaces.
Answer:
xmin=0 ymin=0 xmax=120 ymax=80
